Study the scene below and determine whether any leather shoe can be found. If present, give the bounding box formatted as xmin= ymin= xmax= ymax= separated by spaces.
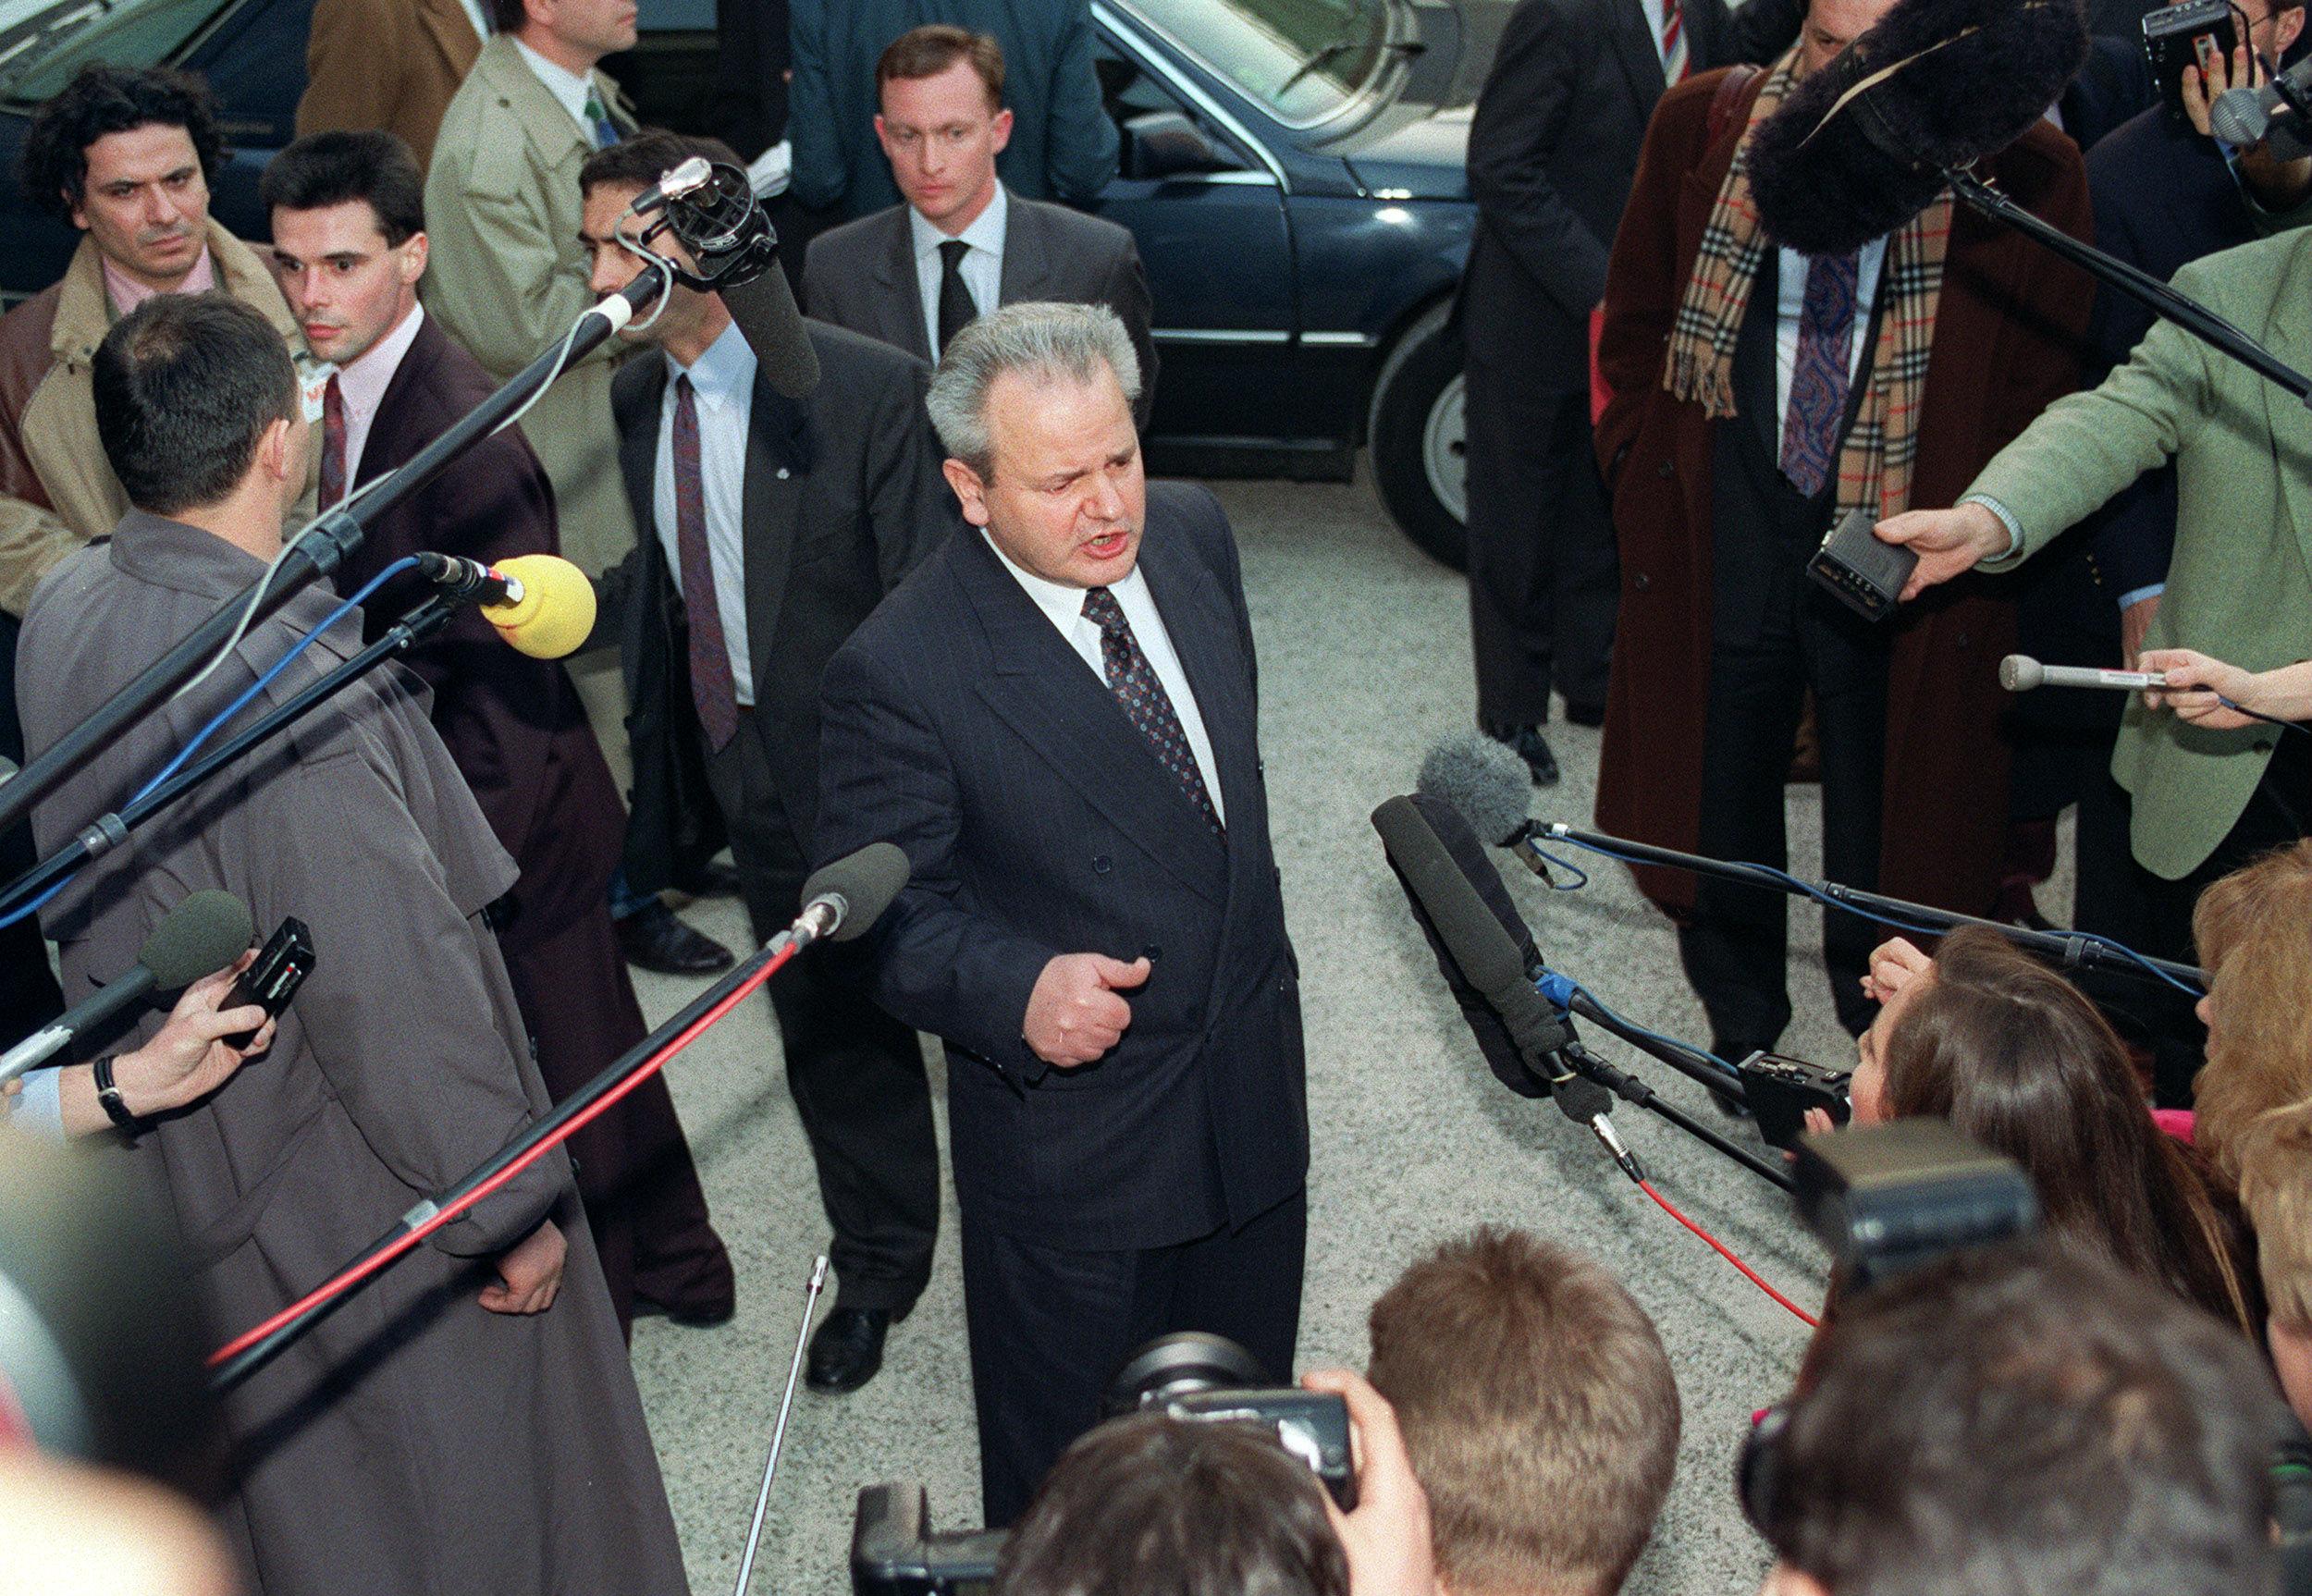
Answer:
xmin=616 ymin=899 xmax=735 ymax=976
xmin=633 ymin=1293 xmax=735 ymax=1329
xmin=1484 ymin=722 xmax=1560 ymax=788
xmin=1564 ymin=700 xmax=1607 ymax=729
xmin=675 ymin=858 xmax=744 ymax=899
xmin=806 ymin=1306 xmax=891 ymax=1393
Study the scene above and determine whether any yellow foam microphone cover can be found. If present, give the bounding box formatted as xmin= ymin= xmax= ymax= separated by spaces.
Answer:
xmin=480 ymin=554 xmax=597 ymax=659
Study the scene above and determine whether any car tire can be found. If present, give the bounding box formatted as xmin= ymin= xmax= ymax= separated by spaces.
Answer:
xmin=1367 ymin=300 xmax=1468 ymax=571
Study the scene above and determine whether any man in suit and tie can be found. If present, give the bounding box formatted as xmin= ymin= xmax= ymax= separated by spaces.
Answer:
xmin=261 ymin=129 xmax=733 ymax=1334
xmin=788 ymin=0 xmax=1118 ymax=219
xmin=577 ymin=131 xmax=958 ymax=1392
xmin=804 ymin=25 xmax=1155 ymax=424
xmin=815 ymin=301 xmax=1307 ymax=1525
xmin=296 ymin=0 xmax=486 ymax=174
xmin=1459 ymin=0 xmax=1755 ymax=787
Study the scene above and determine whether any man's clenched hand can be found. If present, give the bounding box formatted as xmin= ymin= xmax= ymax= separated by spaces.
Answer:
xmin=1023 ymin=953 xmax=1151 ymax=1067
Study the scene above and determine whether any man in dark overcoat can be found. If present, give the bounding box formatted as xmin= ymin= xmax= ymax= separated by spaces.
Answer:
xmin=263 ymin=130 xmax=732 ymax=1332
xmin=1592 ymin=6 xmax=2090 ymax=1060
xmin=19 ymin=294 xmax=686 ymax=1595
xmin=815 ymin=301 xmax=1308 ymax=1526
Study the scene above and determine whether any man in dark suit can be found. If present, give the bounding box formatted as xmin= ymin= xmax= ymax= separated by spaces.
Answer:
xmin=1460 ymin=0 xmax=1756 ymax=785
xmin=803 ymin=24 xmax=1157 ymax=425
xmin=788 ymin=0 xmax=1117 ymax=219
xmin=815 ymin=301 xmax=1307 ymax=1525
xmin=262 ymin=130 xmax=732 ymax=1334
xmin=578 ymin=132 xmax=958 ymax=1393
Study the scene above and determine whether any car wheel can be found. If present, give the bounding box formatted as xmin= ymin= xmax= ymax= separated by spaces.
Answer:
xmin=1367 ymin=300 xmax=1468 ymax=571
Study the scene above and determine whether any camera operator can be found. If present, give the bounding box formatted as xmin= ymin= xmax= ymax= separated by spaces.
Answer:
xmin=994 ymin=1368 xmax=1437 ymax=1596
xmin=1749 ymin=1237 xmax=2285 ymax=1596
xmin=1806 ymin=927 xmax=2257 ymax=1336
xmin=1365 ymin=1229 xmax=1679 ymax=1596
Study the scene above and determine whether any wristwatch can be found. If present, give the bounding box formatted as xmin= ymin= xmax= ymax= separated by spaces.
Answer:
xmin=91 ymin=1054 xmax=142 ymax=1140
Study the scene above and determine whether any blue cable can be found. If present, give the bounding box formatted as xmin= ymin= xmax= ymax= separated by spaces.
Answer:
xmin=1546 ymin=831 xmax=2205 ymax=1000
xmin=0 ymin=557 xmax=420 ymax=932
xmin=1534 ymin=968 xmax=1740 ymax=1081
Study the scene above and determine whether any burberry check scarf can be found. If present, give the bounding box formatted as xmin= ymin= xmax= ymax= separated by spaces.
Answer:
xmin=1663 ymin=47 xmax=1954 ymax=522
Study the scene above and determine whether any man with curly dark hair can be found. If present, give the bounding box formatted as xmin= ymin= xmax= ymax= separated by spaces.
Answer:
xmin=0 ymin=64 xmax=314 ymax=616
xmin=0 ymin=64 xmax=314 ymax=1060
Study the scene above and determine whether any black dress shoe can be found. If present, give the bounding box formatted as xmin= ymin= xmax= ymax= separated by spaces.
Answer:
xmin=1563 ymin=700 xmax=1607 ymax=729
xmin=633 ymin=1293 xmax=736 ymax=1329
xmin=616 ymin=899 xmax=735 ymax=976
xmin=675 ymin=858 xmax=744 ymax=899
xmin=1484 ymin=722 xmax=1561 ymax=788
xmin=806 ymin=1306 xmax=891 ymax=1393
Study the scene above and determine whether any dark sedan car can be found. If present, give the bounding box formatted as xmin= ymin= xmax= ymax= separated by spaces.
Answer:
xmin=0 ymin=0 xmax=1496 ymax=563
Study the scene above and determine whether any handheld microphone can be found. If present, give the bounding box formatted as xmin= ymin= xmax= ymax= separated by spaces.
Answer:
xmin=0 ymin=890 xmax=252 ymax=1085
xmin=1998 ymin=653 xmax=2167 ymax=693
xmin=794 ymin=842 xmax=910 ymax=943
xmin=1417 ymin=732 xmax=1556 ymax=884
xmin=2210 ymin=55 xmax=2312 ymax=150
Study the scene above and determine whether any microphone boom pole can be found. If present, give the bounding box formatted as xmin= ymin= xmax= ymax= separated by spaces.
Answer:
xmin=1542 ymin=820 xmax=2207 ymax=988
xmin=0 ymin=260 xmax=676 ymax=840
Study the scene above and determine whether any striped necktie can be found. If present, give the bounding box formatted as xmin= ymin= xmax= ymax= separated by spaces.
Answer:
xmin=1660 ymin=0 xmax=1691 ymax=82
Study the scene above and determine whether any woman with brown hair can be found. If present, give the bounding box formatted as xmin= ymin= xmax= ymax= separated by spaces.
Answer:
xmin=1814 ymin=927 xmax=2260 ymax=1343
xmin=2189 ymin=839 xmax=2312 ymax=1428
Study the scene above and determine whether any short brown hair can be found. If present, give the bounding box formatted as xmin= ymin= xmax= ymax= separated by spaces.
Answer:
xmin=876 ymin=24 xmax=1005 ymax=112
xmin=995 ymin=1413 xmax=1347 ymax=1596
xmin=1367 ymin=1229 xmax=1679 ymax=1596
xmin=579 ymin=129 xmax=744 ymax=202
xmin=2191 ymin=838 xmax=2312 ymax=1186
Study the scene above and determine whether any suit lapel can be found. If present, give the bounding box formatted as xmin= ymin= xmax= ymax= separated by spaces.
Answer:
xmin=870 ymin=210 xmax=936 ymax=363
xmin=741 ymin=371 xmax=805 ymax=691
xmin=360 ymin=315 xmax=440 ymax=488
xmin=1610 ymin=0 xmax=1670 ymax=117
xmin=617 ymin=358 xmax=667 ymax=549
xmin=995 ymin=190 xmax=1051 ymax=304
xmin=953 ymin=534 xmax=1230 ymax=903
xmin=1132 ymin=522 xmax=1257 ymax=862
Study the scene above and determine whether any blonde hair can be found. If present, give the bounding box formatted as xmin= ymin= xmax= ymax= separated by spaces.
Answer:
xmin=2192 ymin=840 xmax=2312 ymax=1187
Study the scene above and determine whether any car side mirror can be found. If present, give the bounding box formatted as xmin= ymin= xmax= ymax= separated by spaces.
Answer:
xmin=1124 ymin=110 xmax=1235 ymax=179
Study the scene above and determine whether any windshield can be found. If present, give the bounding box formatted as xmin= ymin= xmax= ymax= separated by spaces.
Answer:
xmin=0 ymin=0 xmax=229 ymax=107
xmin=1126 ymin=0 xmax=1399 ymax=128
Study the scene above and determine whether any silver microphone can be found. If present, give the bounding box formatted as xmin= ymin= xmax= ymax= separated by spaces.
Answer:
xmin=1998 ymin=654 xmax=2168 ymax=694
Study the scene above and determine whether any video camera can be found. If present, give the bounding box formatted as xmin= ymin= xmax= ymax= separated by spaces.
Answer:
xmin=849 ymin=1332 xmax=1353 ymax=1596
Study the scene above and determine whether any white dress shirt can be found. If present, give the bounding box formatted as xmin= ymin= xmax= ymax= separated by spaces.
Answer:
xmin=1636 ymin=0 xmax=1675 ymax=76
xmin=1774 ymin=238 xmax=1888 ymax=457
xmin=911 ymin=182 xmax=1007 ymax=363
xmin=981 ymin=531 xmax=1226 ymax=824
xmin=510 ymin=36 xmax=605 ymax=136
xmin=332 ymin=303 xmax=429 ymax=486
xmin=653 ymin=322 xmax=759 ymax=705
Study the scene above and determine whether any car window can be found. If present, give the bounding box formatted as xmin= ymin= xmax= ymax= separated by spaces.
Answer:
xmin=1092 ymin=35 xmax=1257 ymax=177
xmin=1125 ymin=0 xmax=1395 ymax=129
xmin=0 ymin=0 xmax=234 ymax=107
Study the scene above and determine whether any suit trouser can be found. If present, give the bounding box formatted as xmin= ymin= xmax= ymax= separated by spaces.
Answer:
xmin=705 ymin=711 xmax=940 ymax=1313
xmin=1464 ymin=356 xmax=1619 ymax=727
xmin=961 ymin=1187 xmax=1307 ymax=1527
xmin=1679 ymin=432 xmax=1888 ymax=1053
xmin=502 ymin=898 xmax=733 ymax=1335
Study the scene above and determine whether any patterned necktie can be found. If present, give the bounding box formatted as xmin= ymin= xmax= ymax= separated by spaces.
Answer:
xmin=1779 ymin=250 xmax=1862 ymax=498
xmin=671 ymin=374 xmax=741 ymax=753
xmin=584 ymin=89 xmax=621 ymax=150
xmin=1660 ymin=0 xmax=1691 ymax=82
xmin=936 ymin=239 xmax=978 ymax=356
xmin=1081 ymin=585 xmax=1223 ymax=839
xmin=320 ymin=373 xmax=347 ymax=507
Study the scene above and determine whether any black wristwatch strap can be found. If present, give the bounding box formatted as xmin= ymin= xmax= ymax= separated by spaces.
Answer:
xmin=92 ymin=1055 xmax=141 ymax=1138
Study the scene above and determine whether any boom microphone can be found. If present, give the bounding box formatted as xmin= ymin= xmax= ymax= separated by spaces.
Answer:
xmin=412 ymin=551 xmax=597 ymax=659
xmin=658 ymin=161 xmax=820 ymax=399
xmin=0 ymin=890 xmax=252 ymax=1084
xmin=795 ymin=842 xmax=910 ymax=943
xmin=1747 ymin=0 xmax=2088 ymax=256
xmin=1998 ymin=653 xmax=2166 ymax=693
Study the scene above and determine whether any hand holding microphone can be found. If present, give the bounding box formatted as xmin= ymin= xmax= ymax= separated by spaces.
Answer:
xmin=2137 ymin=647 xmax=2312 ymax=730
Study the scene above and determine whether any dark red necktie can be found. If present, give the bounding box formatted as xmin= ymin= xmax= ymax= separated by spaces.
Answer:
xmin=1081 ymin=585 xmax=1222 ymax=839
xmin=671 ymin=374 xmax=741 ymax=753
xmin=320 ymin=374 xmax=347 ymax=507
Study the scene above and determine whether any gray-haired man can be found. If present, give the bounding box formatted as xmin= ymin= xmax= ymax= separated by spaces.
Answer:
xmin=814 ymin=301 xmax=1309 ymax=1525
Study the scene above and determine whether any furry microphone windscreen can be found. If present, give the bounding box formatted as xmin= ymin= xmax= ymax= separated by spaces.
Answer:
xmin=1748 ymin=0 xmax=2089 ymax=256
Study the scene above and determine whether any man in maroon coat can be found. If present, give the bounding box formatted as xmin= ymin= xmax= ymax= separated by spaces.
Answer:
xmin=1592 ymin=0 xmax=2090 ymax=1065
xmin=261 ymin=129 xmax=732 ymax=1332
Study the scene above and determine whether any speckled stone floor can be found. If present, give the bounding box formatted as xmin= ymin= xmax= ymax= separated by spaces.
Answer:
xmin=622 ymin=470 xmax=2065 ymax=1594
